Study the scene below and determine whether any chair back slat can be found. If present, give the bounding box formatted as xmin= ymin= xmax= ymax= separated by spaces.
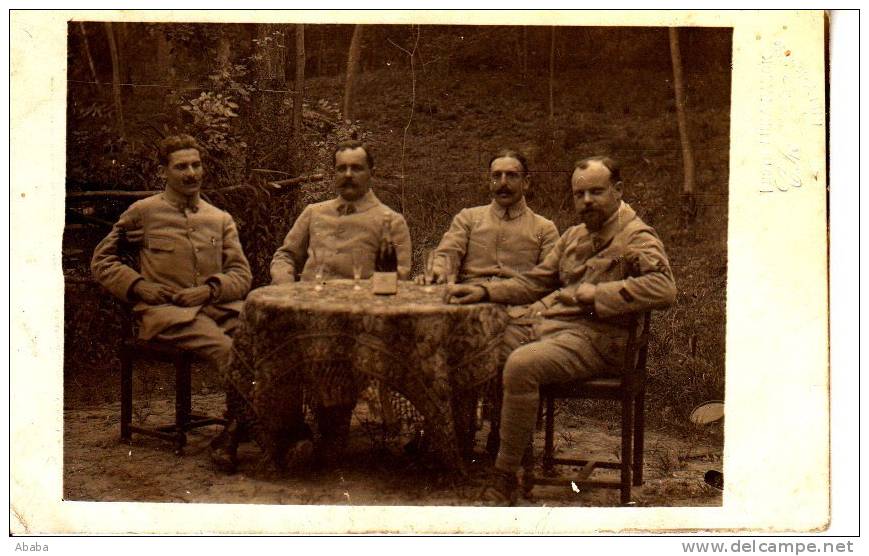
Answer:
xmin=620 ymin=311 xmax=651 ymax=392
xmin=116 ymin=228 xmax=139 ymax=340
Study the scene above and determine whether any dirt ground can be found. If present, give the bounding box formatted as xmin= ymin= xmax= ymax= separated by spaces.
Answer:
xmin=64 ymin=392 xmax=723 ymax=508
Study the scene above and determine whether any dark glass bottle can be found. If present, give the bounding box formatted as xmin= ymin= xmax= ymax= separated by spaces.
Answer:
xmin=372 ymin=216 xmax=398 ymax=295
xmin=375 ymin=218 xmax=398 ymax=273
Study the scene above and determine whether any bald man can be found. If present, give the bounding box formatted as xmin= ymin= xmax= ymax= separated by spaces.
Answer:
xmin=446 ymin=156 xmax=677 ymax=505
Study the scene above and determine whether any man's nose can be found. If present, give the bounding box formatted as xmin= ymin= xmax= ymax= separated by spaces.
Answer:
xmin=583 ymin=191 xmax=593 ymax=204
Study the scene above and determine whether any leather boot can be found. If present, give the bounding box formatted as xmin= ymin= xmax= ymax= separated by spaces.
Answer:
xmin=210 ymin=420 xmax=240 ymax=474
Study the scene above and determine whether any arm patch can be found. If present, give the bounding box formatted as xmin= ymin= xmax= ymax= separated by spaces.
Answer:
xmin=619 ymin=287 xmax=635 ymax=303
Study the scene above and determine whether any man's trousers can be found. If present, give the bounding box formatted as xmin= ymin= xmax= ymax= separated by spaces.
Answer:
xmin=495 ymin=318 xmax=625 ymax=473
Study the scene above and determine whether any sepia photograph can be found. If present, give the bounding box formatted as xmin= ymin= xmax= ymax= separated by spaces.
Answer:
xmin=61 ymin=18 xmax=730 ymax=508
xmin=11 ymin=9 xmax=831 ymax=534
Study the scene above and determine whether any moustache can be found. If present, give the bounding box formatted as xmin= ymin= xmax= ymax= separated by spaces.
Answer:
xmin=495 ymin=186 xmax=513 ymax=196
xmin=340 ymin=179 xmax=358 ymax=188
xmin=580 ymin=208 xmax=603 ymax=222
xmin=183 ymin=177 xmax=200 ymax=185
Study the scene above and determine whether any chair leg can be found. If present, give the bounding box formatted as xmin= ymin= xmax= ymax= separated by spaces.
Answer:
xmin=173 ymin=353 xmax=192 ymax=450
xmin=535 ymin=398 xmax=544 ymax=431
xmin=633 ymin=390 xmax=646 ymax=486
xmin=486 ymin=371 xmax=503 ymax=457
xmin=453 ymin=392 xmax=478 ymax=458
xmin=120 ymin=349 xmax=132 ymax=442
xmin=620 ymin=394 xmax=634 ymax=505
xmin=521 ymin=441 xmax=535 ymax=497
xmin=543 ymin=395 xmax=555 ymax=474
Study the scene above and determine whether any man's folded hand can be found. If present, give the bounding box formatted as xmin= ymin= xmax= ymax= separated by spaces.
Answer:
xmin=444 ymin=284 xmax=487 ymax=305
xmin=556 ymin=283 xmax=597 ymax=306
xmin=172 ymin=285 xmax=212 ymax=307
xmin=271 ymin=271 xmax=295 ymax=286
xmin=132 ymin=280 xmax=178 ymax=305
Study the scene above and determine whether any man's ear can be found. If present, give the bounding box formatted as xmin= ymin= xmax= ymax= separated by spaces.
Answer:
xmin=522 ymin=175 xmax=534 ymax=202
xmin=613 ymin=180 xmax=624 ymax=200
xmin=157 ymin=165 xmax=166 ymax=180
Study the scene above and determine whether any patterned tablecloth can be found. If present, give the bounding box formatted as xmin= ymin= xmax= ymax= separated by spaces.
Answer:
xmin=225 ymin=279 xmax=507 ymax=472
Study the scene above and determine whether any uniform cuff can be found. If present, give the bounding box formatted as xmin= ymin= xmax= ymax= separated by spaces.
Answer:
xmin=593 ymin=280 xmax=629 ymax=319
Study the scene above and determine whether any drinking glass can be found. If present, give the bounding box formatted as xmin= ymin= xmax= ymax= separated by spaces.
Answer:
xmin=312 ymin=249 xmax=325 ymax=291
xmin=351 ymin=248 xmax=363 ymax=291
xmin=423 ymin=251 xmax=436 ymax=293
xmin=445 ymin=254 xmax=458 ymax=285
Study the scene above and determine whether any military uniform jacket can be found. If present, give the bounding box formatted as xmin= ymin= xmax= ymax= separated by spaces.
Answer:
xmin=270 ymin=190 xmax=413 ymax=281
xmin=91 ymin=191 xmax=252 ymax=340
xmin=434 ymin=198 xmax=559 ymax=284
xmin=484 ymin=202 xmax=676 ymax=333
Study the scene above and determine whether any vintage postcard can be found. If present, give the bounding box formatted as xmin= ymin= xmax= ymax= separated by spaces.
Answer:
xmin=10 ymin=9 xmax=829 ymax=534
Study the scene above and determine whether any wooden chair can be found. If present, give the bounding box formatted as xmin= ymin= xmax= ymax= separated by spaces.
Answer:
xmin=119 ymin=321 xmax=226 ymax=454
xmin=523 ymin=311 xmax=652 ymax=505
xmin=115 ymin=230 xmax=225 ymax=454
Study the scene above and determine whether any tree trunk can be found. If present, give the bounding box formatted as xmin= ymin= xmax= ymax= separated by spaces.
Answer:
xmin=154 ymin=24 xmax=175 ymax=85
xmin=216 ymin=33 xmax=231 ymax=73
xmin=293 ymin=25 xmax=306 ymax=138
xmin=77 ymin=23 xmax=99 ymax=86
xmin=104 ymin=22 xmax=125 ymax=139
xmin=548 ymin=26 xmax=556 ymax=123
xmin=343 ymin=25 xmax=364 ymax=122
xmin=547 ymin=27 xmax=557 ymax=195
xmin=256 ymin=24 xmax=286 ymax=83
xmin=521 ymin=26 xmax=528 ymax=80
xmin=669 ymin=27 xmax=697 ymax=223
xmin=317 ymin=28 xmax=325 ymax=76
xmin=116 ymin=22 xmax=131 ymax=84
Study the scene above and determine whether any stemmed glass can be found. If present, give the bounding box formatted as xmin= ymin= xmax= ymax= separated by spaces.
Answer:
xmin=351 ymin=248 xmax=363 ymax=291
xmin=312 ymin=249 xmax=326 ymax=292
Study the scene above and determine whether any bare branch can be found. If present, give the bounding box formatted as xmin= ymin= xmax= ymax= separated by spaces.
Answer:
xmin=399 ymin=25 xmax=421 ymax=214
xmin=387 ymin=37 xmax=413 ymax=57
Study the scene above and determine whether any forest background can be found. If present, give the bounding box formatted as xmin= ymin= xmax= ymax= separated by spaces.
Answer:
xmin=63 ymin=21 xmax=731 ymax=436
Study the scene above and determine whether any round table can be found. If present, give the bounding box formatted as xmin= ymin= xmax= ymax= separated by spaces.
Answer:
xmin=225 ymin=279 xmax=507 ymax=472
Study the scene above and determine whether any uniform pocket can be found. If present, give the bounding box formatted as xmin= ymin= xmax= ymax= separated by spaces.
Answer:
xmin=147 ymin=235 xmax=175 ymax=252
xmin=210 ymin=235 xmax=223 ymax=267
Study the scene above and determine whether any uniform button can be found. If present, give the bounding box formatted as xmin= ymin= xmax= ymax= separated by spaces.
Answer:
xmin=189 ymin=227 xmax=195 ymax=232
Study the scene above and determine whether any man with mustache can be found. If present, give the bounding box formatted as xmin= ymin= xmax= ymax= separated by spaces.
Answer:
xmin=271 ymin=140 xmax=411 ymax=282
xmin=446 ymin=156 xmax=677 ymax=505
xmin=270 ymin=140 xmax=412 ymax=464
xmin=428 ymin=149 xmax=558 ymax=284
xmin=91 ymin=134 xmax=252 ymax=472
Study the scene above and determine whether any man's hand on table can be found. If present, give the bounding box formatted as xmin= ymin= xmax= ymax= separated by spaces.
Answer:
xmin=444 ymin=284 xmax=487 ymax=304
xmin=132 ymin=280 xmax=178 ymax=304
xmin=414 ymin=272 xmax=446 ymax=285
xmin=271 ymin=269 xmax=296 ymax=286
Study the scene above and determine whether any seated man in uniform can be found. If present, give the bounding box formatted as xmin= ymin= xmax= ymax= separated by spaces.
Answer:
xmin=428 ymin=149 xmax=558 ymax=284
xmin=446 ymin=156 xmax=677 ymax=505
xmin=91 ymin=134 xmax=252 ymax=473
xmin=271 ymin=139 xmax=412 ymax=464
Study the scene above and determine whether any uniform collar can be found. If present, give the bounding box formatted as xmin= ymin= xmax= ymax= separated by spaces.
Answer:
xmin=333 ymin=189 xmax=379 ymax=215
xmin=162 ymin=187 xmax=202 ymax=212
xmin=489 ymin=197 xmax=528 ymax=221
xmin=589 ymin=201 xmax=635 ymax=249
